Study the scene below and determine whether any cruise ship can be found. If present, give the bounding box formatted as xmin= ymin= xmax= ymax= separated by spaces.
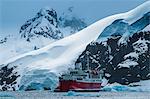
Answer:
xmin=55 ymin=52 xmax=103 ymax=92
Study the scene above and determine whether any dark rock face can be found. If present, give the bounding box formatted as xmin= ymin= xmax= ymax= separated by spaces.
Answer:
xmin=76 ymin=42 xmax=109 ymax=71
xmin=76 ymin=31 xmax=150 ymax=85
xmin=0 ymin=37 xmax=7 ymax=44
xmin=0 ymin=65 xmax=20 ymax=91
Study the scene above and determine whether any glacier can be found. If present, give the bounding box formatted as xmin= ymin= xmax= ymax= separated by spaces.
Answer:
xmin=0 ymin=1 xmax=150 ymax=91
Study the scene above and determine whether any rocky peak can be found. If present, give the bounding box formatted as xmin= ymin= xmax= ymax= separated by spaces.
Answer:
xmin=36 ymin=7 xmax=58 ymax=27
xmin=19 ymin=7 xmax=63 ymax=42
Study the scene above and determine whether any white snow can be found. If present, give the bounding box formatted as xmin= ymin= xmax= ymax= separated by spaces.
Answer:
xmin=105 ymin=73 xmax=111 ymax=78
xmin=124 ymin=52 xmax=139 ymax=60
xmin=129 ymin=80 xmax=150 ymax=92
xmin=133 ymin=38 xmax=150 ymax=54
xmin=101 ymin=78 xmax=108 ymax=87
xmin=0 ymin=1 xmax=150 ymax=90
xmin=118 ymin=59 xmax=138 ymax=68
xmin=123 ymin=1 xmax=150 ymax=24
xmin=0 ymin=35 xmax=54 ymax=64
xmin=101 ymin=80 xmax=150 ymax=92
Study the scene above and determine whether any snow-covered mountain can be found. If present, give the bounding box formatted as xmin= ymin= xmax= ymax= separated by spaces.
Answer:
xmin=20 ymin=7 xmax=63 ymax=42
xmin=0 ymin=7 xmax=87 ymax=64
xmin=0 ymin=1 xmax=149 ymax=91
xmin=19 ymin=6 xmax=87 ymax=41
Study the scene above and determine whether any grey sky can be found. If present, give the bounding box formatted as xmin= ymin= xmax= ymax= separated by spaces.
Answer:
xmin=0 ymin=0 xmax=148 ymax=34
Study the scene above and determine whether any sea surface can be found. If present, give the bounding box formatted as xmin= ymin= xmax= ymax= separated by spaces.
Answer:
xmin=0 ymin=91 xmax=150 ymax=99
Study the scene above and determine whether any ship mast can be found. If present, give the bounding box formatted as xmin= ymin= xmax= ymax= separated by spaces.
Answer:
xmin=86 ymin=51 xmax=91 ymax=78
xmin=86 ymin=51 xmax=90 ymax=71
xmin=86 ymin=51 xmax=103 ymax=79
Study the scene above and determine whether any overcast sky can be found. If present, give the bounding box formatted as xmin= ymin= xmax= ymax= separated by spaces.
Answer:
xmin=0 ymin=0 xmax=147 ymax=35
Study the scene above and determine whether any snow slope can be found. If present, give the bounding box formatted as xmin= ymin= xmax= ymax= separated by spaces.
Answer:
xmin=0 ymin=1 xmax=150 ymax=91
xmin=97 ymin=1 xmax=150 ymax=43
xmin=123 ymin=1 xmax=150 ymax=24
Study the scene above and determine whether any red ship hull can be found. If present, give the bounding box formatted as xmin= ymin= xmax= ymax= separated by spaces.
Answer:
xmin=55 ymin=80 xmax=102 ymax=92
